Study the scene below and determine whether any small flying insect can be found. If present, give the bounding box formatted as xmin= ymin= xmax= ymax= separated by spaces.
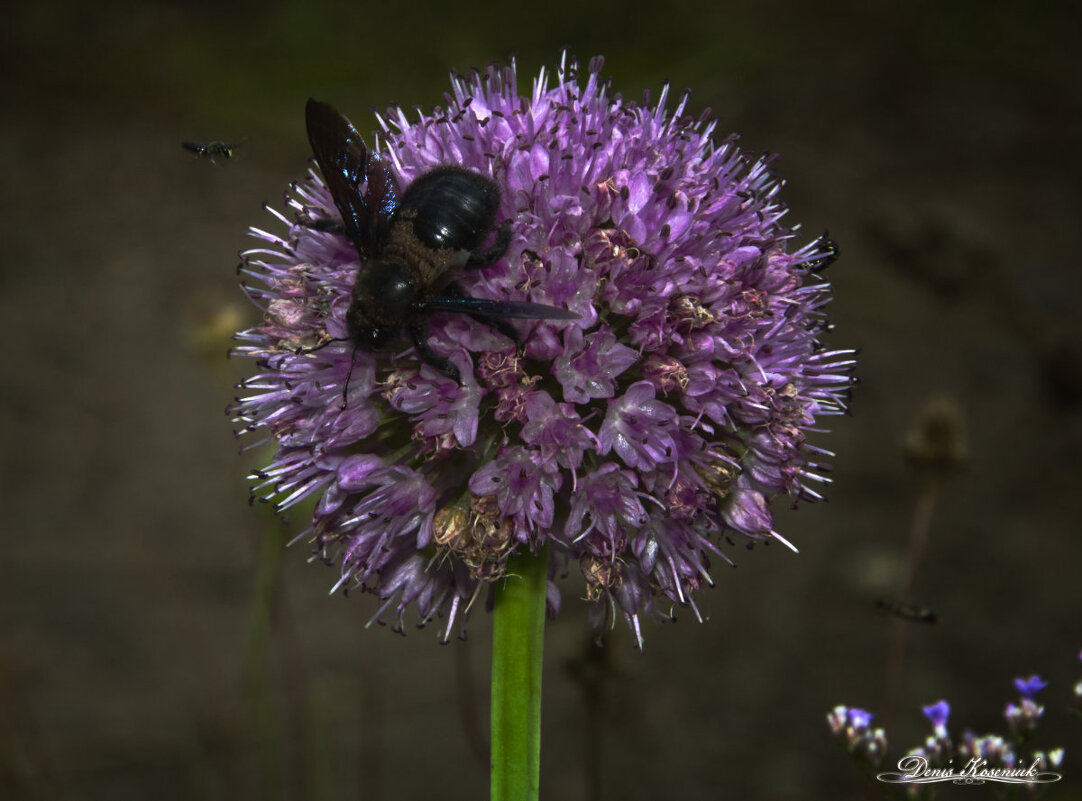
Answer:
xmin=875 ymin=597 xmax=939 ymax=624
xmin=182 ymin=140 xmax=238 ymax=164
xmin=304 ymin=98 xmax=578 ymax=385
xmin=805 ymin=231 xmax=840 ymax=273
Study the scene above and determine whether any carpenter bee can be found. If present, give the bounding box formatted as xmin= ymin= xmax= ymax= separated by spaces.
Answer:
xmin=182 ymin=140 xmax=238 ymax=163
xmin=304 ymin=99 xmax=578 ymax=384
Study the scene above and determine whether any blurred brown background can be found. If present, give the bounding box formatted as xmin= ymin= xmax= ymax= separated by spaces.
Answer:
xmin=2 ymin=1 xmax=1079 ymax=799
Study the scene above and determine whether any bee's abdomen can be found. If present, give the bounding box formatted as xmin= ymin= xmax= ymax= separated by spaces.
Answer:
xmin=396 ymin=166 xmax=499 ymax=252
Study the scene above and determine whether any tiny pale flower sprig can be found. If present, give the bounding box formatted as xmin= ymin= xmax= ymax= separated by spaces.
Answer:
xmin=1006 ymin=675 xmax=1048 ymax=738
xmin=230 ymin=54 xmax=855 ymax=646
xmin=827 ymin=705 xmax=888 ymax=767
xmin=830 ymin=670 xmax=1066 ymax=797
xmin=917 ymin=700 xmax=953 ymax=767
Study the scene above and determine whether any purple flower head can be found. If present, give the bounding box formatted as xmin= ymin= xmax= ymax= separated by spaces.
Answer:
xmin=229 ymin=54 xmax=855 ymax=645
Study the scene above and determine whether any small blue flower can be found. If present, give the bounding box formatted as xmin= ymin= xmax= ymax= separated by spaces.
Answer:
xmin=1014 ymin=674 xmax=1048 ymax=698
xmin=922 ymin=700 xmax=951 ymax=738
xmin=847 ymin=708 xmax=873 ymax=730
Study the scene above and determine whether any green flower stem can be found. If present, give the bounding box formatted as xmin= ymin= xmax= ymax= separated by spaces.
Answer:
xmin=490 ymin=547 xmax=548 ymax=801
xmin=244 ymin=517 xmax=286 ymax=797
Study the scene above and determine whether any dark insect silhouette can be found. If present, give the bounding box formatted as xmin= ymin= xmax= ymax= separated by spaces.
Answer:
xmin=304 ymin=98 xmax=578 ymax=386
xmin=806 ymin=231 xmax=840 ymax=273
xmin=875 ymin=597 xmax=939 ymax=624
xmin=182 ymin=141 xmax=237 ymax=163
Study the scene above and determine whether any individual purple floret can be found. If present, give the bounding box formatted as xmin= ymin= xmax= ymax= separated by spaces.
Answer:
xmin=1013 ymin=675 xmax=1048 ymax=699
xmin=916 ymin=699 xmax=954 ymax=766
xmin=922 ymin=700 xmax=950 ymax=736
xmin=229 ymin=54 xmax=855 ymax=645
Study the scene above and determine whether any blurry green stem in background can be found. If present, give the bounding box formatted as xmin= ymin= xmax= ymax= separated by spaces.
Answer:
xmin=882 ymin=397 xmax=967 ymax=726
xmin=490 ymin=548 xmax=548 ymax=801
xmin=241 ymin=489 xmax=318 ymax=800
xmin=243 ymin=516 xmax=287 ymax=799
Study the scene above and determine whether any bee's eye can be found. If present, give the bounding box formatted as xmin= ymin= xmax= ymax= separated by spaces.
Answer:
xmin=353 ymin=324 xmax=393 ymax=350
xmin=380 ymin=274 xmax=414 ymax=318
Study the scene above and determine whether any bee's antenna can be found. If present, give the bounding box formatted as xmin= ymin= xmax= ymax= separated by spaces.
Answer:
xmin=291 ymin=335 xmax=356 ymax=408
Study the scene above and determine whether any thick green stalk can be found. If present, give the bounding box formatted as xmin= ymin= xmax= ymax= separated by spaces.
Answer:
xmin=490 ymin=548 xmax=548 ymax=801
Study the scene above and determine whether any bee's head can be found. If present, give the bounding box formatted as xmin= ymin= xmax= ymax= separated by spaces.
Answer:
xmin=348 ymin=319 xmax=395 ymax=350
xmin=346 ymin=296 xmax=396 ymax=350
xmin=347 ymin=258 xmax=417 ymax=350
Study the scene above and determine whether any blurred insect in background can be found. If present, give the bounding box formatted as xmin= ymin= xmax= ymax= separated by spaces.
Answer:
xmin=182 ymin=140 xmax=239 ymax=164
xmin=806 ymin=231 xmax=840 ymax=273
xmin=876 ymin=597 xmax=939 ymax=624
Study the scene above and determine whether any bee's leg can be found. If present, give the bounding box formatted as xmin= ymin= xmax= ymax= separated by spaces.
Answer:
xmin=464 ymin=221 xmax=511 ymax=268
xmin=444 ymin=282 xmax=521 ymax=344
xmin=407 ymin=318 xmax=461 ymax=383
xmin=339 ymin=344 xmax=359 ymax=409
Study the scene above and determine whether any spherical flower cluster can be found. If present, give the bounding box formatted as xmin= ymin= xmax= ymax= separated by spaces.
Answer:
xmin=230 ymin=54 xmax=855 ymax=646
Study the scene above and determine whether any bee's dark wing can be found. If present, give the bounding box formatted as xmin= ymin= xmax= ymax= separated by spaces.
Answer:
xmin=305 ymin=99 xmax=397 ymax=256
xmin=363 ymin=156 xmax=397 ymax=250
xmin=420 ymin=296 xmax=580 ymax=320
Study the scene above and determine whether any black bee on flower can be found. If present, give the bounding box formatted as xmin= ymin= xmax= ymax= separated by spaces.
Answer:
xmin=304 ymin=99 xmax=578 ymax=383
